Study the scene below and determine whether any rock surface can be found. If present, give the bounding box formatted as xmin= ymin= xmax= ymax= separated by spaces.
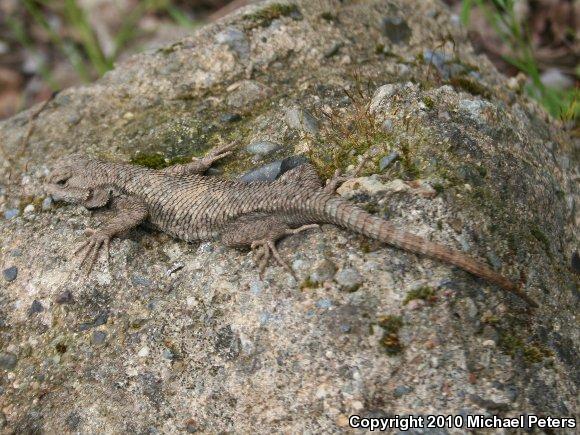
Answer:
xmin=0 ymin=0 xmax=578 ymax=433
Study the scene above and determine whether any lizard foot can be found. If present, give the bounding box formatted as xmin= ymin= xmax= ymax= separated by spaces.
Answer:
xmin=324 ymin=169 xmax=348 ymax=193
xmin=251 ymin=239 xmax=296 ymax=280
xmin=250 ymin=224 xmax=319 ymax=280
xmin=199 ymin=142 xmax=236 ymax=166
xmin=73 ymin=228 xmax=111 ymax=274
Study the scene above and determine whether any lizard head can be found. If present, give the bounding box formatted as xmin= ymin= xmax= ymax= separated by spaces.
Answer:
xmin=45 ymin=154 xmax=112 ymax=208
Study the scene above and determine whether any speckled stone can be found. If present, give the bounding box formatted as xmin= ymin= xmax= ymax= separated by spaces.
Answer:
xmin=3 ymin=209 xmax=19 ymax=220
xmin=310 ymin=259 xmax=337 ymax=284
xmin=245 ymin=141 xmax=281 ymax=156
xmin=0 ymin=0 xmax=575 ymax=432
xmin=3 ymin=266 xmax=17 ymax=282
xmin=91 ymin=330 xmax=107 ymax=345
xmin=335 ymin=267 xmax=363 ymax=292
xmin=0 ymin=352 xmax=17 ymax=370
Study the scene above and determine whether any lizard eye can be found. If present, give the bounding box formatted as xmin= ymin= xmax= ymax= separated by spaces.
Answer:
xmin=56 ymin=179 xmax=69 ymax=187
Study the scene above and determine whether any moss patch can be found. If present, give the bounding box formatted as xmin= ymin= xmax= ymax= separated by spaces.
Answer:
xmin=244 ymin=3 xmax=299 ymax=28
xmin=300 ymin=276 xmax=321 ymax=290
xmin=499 ymin=333 xmax=553 ymax=364
xmin=378 ymin=315 xmax=404 ymax=355
xmin=422 ymin=96 xmax=435 ymax=109
xmin=530 ymin=225 xmax=551 ymax=255
xmin=403 ymin=286 xmax=436 ymax=305
xmin=130 ymin=153 xmax=192 ymax=170
xmin=448 ymin=76 xmax=491 ymax=99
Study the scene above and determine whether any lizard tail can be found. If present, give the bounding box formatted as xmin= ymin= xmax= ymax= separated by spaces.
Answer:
xmin=309 ymin=193 xmax=538 ymax=308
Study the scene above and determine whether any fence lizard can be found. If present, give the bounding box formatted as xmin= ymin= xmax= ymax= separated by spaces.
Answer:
xmin=45 ymin=144 xmax=538 ymax=307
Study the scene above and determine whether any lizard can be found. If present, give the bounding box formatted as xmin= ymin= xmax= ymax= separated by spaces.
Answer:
xmin=44 ymin=143 xmax=538 ymax=308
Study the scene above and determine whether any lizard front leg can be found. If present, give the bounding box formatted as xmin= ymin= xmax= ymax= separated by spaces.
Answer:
xmin=161 ymin=142 xmax=236 ymax=176
xmin=75 ymin=195 xmax=148 ymax=273
xmin=220 ymin=214 xmax=318 ymax=279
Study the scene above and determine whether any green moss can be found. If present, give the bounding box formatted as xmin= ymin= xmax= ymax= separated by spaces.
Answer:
xmin=399 ymin=140 xmax=421 ymax=179
xmin=320 ymin=12 xmax=336 ymax=22
xmin=499 ymin=333 xmax=553 ymax=364
xmin=308 ymin=130 xmax=392 ymax=180
xmin=378 ymin=315 xmax=404 ymax=355
xmin=481 ymin=312 xmax=499 ymax=325
xmin=448 ymin=76 xmax=491 ymax=98
xmin=244 ymin=3 xmax=299 ymax=28
xmin=432 ymin=182 xmax=444 ymax=195
xmin=300 ymin=276 xmax=320 ymax=290
xmin=422 ymin=96 xmax=435 ymax=109
xmin=362 ymin=203 xmax=379 ymax=214
xmin=130 ymin=153 xmax=192 ymax=169
xmin=530 ymin=225 xmax=550 ymax=254
xmin=403 ymin=286 xmax=436 ymax=305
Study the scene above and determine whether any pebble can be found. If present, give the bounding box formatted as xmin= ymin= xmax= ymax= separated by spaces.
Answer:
xmin=23 ymin=204 xmax=35 ymax=214
xmin=382 ymin=119 xmax=393 ymax=132
xmin=394 ymin=385 xmax=412 ymax=397
xmin=66 ymin=113 xmax=81 ymax=125
xmin=138 ymin=346 xmax=150 ymax=357
xmin=226 ymin=80 xmax=272 ymax=110
xmin=92 ymin=330 xmax=107 ymax=345
xmin=284 ymin=107 xmax=320 ymax=135
xmin=0 ymin=352 xmax=17 ymax=370
xmin=29 ymin=300 xmax=44 ymax=315
xmin=3 ymin=266 xmax=17 ymax=282
xmin=185 ymin=419 xmax=198 ymax=433
xmin=323 ymin=42 xmax=343 ymax=58
xmin=215 ymin=27 xmax=250 ymax=57
xmin=458 ymin=99 xmax=490 ymax=123
xmin=245 ymin=140 xmax=281 ymax=156
xmin=3 ymin=208 xmax=19 ymax=220
xmin=93 ymin=313 xmax=108 ymax=327
xmin=482 ymin=339 xmax=496 ymax=348
xmin=310 ymin=259 xmax=337 ymax=284
xmin=335 ymin=267 xmax=363 ymax=292
xmin=240 ymin=160 xmax=283 ymax=182
xmin=132 ymin=275 xmax=153 ymax=287
xmin=163 ymin=348 xmax=175 ymax=360
xmin=337 ymin=174 xmax=388 ymax=199
xmin=340 ymin=324 xmax=351 ymax=333
xmin=55 ymin=290 xmax=73 ymax=304
xmin=379 ymin=151 xmax=399 ymax=171
xmin=239 ymin=155 xmax=309 ymax=182
xmin=41 ymin=197 xmax=53 ymax=211
xmin=316 ymin=299 xmax=332 ymax=309
xmin=219 ymin=113 xmax=241 ymax=123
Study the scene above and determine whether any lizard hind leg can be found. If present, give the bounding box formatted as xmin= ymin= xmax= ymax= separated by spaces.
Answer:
xmin=221 ymin=214 xmax=318 ymax=280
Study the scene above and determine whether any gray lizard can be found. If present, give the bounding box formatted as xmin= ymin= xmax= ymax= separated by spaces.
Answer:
xmin=44 ymin=144 xmax=538 ymax=308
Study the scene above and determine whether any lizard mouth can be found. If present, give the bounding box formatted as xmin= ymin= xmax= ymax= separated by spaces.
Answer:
xmin=45 ymin=184 xmax=91 ymax=204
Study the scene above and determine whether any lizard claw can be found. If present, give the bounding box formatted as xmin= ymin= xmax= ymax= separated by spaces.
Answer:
xmin=195 ymin=142 xmax=236 ymax=168
xmin=251 ymin=239 xmax=297 ymax=281
xmin=74 ymin=228 xmax=111 ymax=275
xmin=324 ymin=169 xmax=348 ymax=193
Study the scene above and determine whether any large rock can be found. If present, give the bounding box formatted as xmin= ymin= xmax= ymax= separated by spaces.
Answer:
xmin=0 ymin=0 xmax=577 ymax=432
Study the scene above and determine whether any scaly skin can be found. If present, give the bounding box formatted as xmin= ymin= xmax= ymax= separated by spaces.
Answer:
xmin=45 ymin=147 xmax=538 ymax=308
